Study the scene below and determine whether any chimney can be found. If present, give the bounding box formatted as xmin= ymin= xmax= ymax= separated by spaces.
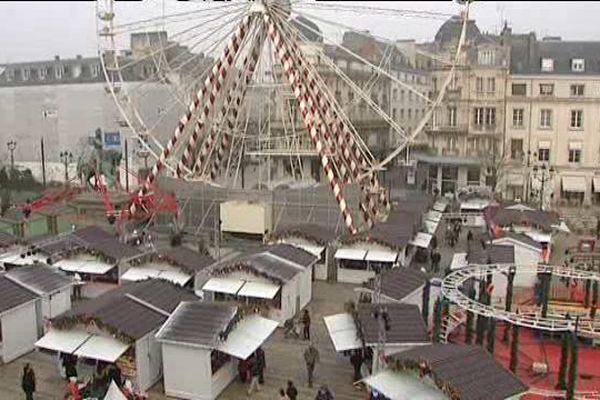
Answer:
xmin=527 ymin=32 xmax=536 ymax=67
xmin=542 ymin=36 xmax=561 ymax=42
xmin=54 ymin=55 xmax=60 ymax=61
xmin=76 ymin=54 xmax=82 ymax=60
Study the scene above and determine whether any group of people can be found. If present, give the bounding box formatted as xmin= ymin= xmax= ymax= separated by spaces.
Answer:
xmin=445 ymin=218 xmax=463 ymax=248
xmin=239 ymin=347 xmax=266 ymax=395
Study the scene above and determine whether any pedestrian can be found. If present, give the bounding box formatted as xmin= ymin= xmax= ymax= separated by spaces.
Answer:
xmin=315 ymin=385 xmax=335 ymax=400
xmin=21 ymin=363 xmax=36 ymax=400
xmin=108 ymin=364 xmax=122 ymax=388
xmin=247 ymin=356 xmax=262 ymax=395
xmin=238 ymin=358 xmax=250 ymax=383
xmin=467 ymin=230 xmax=473 ymax=243
xmin=279 ymin=388 xmax=290 ymax=400
xmin=350 ymin=350 xmax=362 ymax=383
xmin=255 ymin=347 xmax=266 ymax=384
xmin=301 ymin=309 xmax=311 ymax=340
xmin=73 ymin=273 xmax=82 ymax=300
xmin=67 ymin=377 xmax=84 ymax=400
xmin=64 ymin=354 xmax=78 ymax=380
xmin=286 ymin=380 xmax=298 ymax=400
xmin=304 ymin=343 xmax=320 ymax=388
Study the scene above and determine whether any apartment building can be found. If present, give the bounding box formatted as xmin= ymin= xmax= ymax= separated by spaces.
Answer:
xmin=415 ymin=15 xmax=510 ymax=195
xmin=503 ymin=32 xmax=600 ymax=207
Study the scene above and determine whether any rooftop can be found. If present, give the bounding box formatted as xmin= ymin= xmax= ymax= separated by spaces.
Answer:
xmin=271 ymin=223 xmax=338 ymax=245
xmin=0 ymin=274 xmax=38 ymax=315
xmin=467 ymin=244 xmax=515 ymax=265
xmin=364 ymin=267 xmax=428 ymax=301
xmin=157 ymin=246 xmax=215 ymax=275
xmin=6 ymin=265 xmax=73 ymax=295
xmin=356 ymin=303 xmax=429 ymax=345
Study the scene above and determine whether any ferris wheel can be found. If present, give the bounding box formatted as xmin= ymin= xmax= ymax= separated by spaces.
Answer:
xmin=96 ymin=0 xmax=469 ymax=235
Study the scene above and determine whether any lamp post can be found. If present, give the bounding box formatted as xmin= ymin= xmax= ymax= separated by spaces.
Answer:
xmin=60 ymin=151 xmax=74 ymax=184
xmin=7 ymin=140 xmax=17 ymax=171
xmin=531 ymin=164 xmax=554 ymax=210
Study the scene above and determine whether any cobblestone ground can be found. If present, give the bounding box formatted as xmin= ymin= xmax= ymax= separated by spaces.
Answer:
xmin=0 ymin=281 xmax=365 ymax=400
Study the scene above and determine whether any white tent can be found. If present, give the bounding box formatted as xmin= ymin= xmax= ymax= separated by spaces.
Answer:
xmin=363 ymin=370 xmax=447 ymax=400
xmin=323 ymin=313 xmax=362 ymax=352
xmin=104 ymin=380 xmax=127 ymax=400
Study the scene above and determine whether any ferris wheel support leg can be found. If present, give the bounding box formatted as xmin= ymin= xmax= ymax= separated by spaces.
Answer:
xmin=277 ymin=30 xmax=375 ymax=229
xmin=266 ymin=14 xmax=358 ymax=235
xmin=176 ymin=16 xmax=255 ymax=177
xmin=129 ymin=15 xmax=253 ymax=216
xmin=196 ymin=29 xmax=266 ymax=178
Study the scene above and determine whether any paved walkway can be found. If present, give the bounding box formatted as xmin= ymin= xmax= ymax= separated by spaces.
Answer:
xmin=0 ymin=281 xmax=365 ymax=400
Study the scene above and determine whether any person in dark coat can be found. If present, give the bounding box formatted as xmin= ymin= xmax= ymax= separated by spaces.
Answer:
xmin=286 ymin=380 xmax=298 ymax=400
xmin=21 ymin=364 xmax=36 ymax=400
xmin=247 ymin=357 xmax=262 ymax=395
xmin=349 ymin=350 xmax=363 ymax=382
xmin=304 ymin=343 xmax=320 ymax=388
xmin=255 ymin=347 xmax=266 ymax=384
xmin=301 ymin=309 xmax=311 ymax=340
xmin=238 ymin=358 xmax=250 ymax=383
xmin=108 ymin=364 xmax=122 ymax=388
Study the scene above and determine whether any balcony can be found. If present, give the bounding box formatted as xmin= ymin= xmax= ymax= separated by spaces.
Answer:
xmin=471 ymin=124 xmax=498 ymax=134
xmin=428 ymin=124 xmax=468 ymax=134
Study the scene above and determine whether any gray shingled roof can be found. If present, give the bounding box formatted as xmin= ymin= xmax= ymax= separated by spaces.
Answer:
xmin=158 ymin=247 xmax=215 ymax=275
xmin=489 ymin=206 xmax=559 ymax=232
xmin=434 ymin=16 xmax=483 ymax=44
xmin=0 ymin=275 xmax=38 ymax=314
xmin=54 ymin=280 xmax=196 ymax=339
xmin=394 ymin=344 xmax=528 ymax=400
xmin=156 ymin=302 xmax=237 ymax=348
xmin=73 ymin=226 xmax=140 ymax=260
xmin=467 ymin=244 xmax=515 ymax=265
xmin=6 ymin=265 xmax=73 ymax=295
xmin=365 ymin=267 xmax=428 ymax=301
xmin=357 ymin=303 xmax=429 ymax=345
xmin=497 ymin=231 xmax=543 ymax=250
xmin=272 ymin=223 xmax=337 ymax=245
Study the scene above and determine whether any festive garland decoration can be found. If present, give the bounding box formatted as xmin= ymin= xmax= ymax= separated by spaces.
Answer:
xmin=207 ymin=261 xmax=285 ymax=286
xmin=51 ymin=314 xmax=135 ymax=345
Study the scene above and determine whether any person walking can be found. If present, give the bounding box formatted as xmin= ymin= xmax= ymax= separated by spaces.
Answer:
xmin=350 ymin=350 xmax=363 ymax=383
xmin=279 ymin=388 xmax=290 ymax=400
xmin=255 ymin=347 xmax=266 ymax=384
xmin=286 ymin=380 xmax=298 ymax=400
xmin=301 ymin=309 xmax=311 ymax=341
xmin=247 ymin=357 xmax=262 ymax=395
xmin=21 ymin=364 xmax=36 ymax=400
xmin=315 ymin=385 xmax=335 ymax=400
xmin=304 ymin=343 xmax=320 ymax=388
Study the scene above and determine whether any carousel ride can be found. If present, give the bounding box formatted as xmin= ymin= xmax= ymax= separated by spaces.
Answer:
xmin=96 ymin=0 xmax=470 ymax=236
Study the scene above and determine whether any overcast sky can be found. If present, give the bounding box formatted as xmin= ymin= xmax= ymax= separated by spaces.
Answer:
xmin=0 ymin=1 xmax=598 ymax=63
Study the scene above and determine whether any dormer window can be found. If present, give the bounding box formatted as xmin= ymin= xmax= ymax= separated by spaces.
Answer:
xmin=571 ymin=58 xmax=585 ymax=72
xmin=478 ymin=49 xmax=495 ymax=66
xmin=541 ymin=58 xmax=554 ymax=72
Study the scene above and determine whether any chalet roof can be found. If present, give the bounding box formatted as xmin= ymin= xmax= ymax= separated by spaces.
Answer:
xmin=54 ymin=280 xmax=196 ymax=339
xmin=364 ymin=267 xmax=428 ymax=301
xmin=157 ymin=247 xmax=215 ymax=275
xmin=467 ymin=244 xmax=515 ymax=265
xmin=272 ymin=223 xmax=337 ymax=245
xmin=155 ymin=302 xmax=237 ymax=347
xmin=489 ymin=206 xmax=559 ymax=232
xmin=6 ymin=265 xmax=73 ymax=295
xmin=356 ymin=303 xmax=429 ymax=345
xmin=394 ymin=344 xmax=528 ymax=400
xmin=495 ymin=231 xmax=543 ymax=250
xmin=0 ymin=274 xmax=38 ymax=314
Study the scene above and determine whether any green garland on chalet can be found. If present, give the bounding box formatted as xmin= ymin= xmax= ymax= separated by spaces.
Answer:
xmin=207 ymin=262 xmax=285 ymax=286
xmin=51 ymin=315 xmax=135 ymax=345
xmin=393 ymin=358 xmax=462 ymax=400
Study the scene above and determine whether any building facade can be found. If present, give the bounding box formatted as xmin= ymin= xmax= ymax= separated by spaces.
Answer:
xmin=503 ymin=32 xmax=600 ymax=207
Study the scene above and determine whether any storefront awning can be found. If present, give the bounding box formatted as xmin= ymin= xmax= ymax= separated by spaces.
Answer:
xmin=409 ymin=232 xmax=433 ymax=249
xmin=237 ymin=281 xmax=280 ymax=299
xmin=365 ymin=250 xmax=398 ymax=263
xmin=218 ymin=314 xmax=278 ymax=360
xmin=323 ymin=313 xmax=362 ymax=352
xmin=35 ymin=329 xmax=91 ymax=354
xmin=55 ymin=259 xmax=116 ymax=275
xmin=74 ymin=334 xmax=130 ymax=363
xmin=593 ymin=177 xmax=600 ymax=193
xmin=334 ymin=248 xmax=366 ymax=261
xmin=202 ymin=277 xmax=245 ymax=295
xmin=562 ymin=176 xmax=586 ymax=193
xmin=363 ymin=370 xmax=447 ymax=400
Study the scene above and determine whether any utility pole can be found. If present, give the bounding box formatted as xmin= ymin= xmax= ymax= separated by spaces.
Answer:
xmin=40 ymin=138 xmax=47 ymax=188
xmin=7 ymin=140 xmax=16 ymax=171
xmin=124 ymin=139 xmax=129 ymax=192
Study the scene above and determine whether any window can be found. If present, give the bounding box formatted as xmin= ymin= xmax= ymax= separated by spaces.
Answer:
xmin=538 ymin=148 xmax=550 ymax=162
xmin=21 ymin=68 xmax=30 ymax=81
xmin=5 ymin=69 xmax=14 ymax=82
xmin=568 ymin=149 xmax=581 ymax=163
xmin=540 ymin=109 xmax=552 ymax=128
xmin=539 ymin=84 xmax=554 ymax=96
xmin=571 ymin=58 xmax=585 ymax=72
xmin=512 ymin=109 xmax=524 ymax=128
xmin=476 ymin=77 xmax=484 ymax=93
xmin=511 ymin=83 xmax=526 ymax=96
xmin=392 ymin=88 xmax=398 ymax=101
xmin=510 ymin=139 xmax=523 ymax=160
xmin=408 ymin=91 xmax=413 ymax=101
xmin=473 ymin=107 xmax=496 ymax=126
xmin=467 ymin=168 xmax=480 ymax=185
xmin=392 ymin=108 xmax=396 ymax=119
xmin=38 ymin=68 xmax=47 ymax=80
xmin=400 ymin=109 xmax=404 ymax=119
xmin=478 ymin=49 xmax=495 ymax=65
xmin=55 ymin=65 xmax=64 ymax=80
xmin=570 ymin=84 xmax=584 ymax=97
xmin=570 ymin=110 xmax=583 ymax=128
xmin=448 ymin=106 xmax=457 ymax=127
xmin=90 ymin=63 xmax=100 ymax=78
xmin=486 ymin=77 xmax=496 ymax=93
xmin=541 ymin=58 xmax=554 ymax=72
xmin=408 ymin=109 xmax=412 ymax=119
xmin=400 ymin=90 xmax=405 ymax=100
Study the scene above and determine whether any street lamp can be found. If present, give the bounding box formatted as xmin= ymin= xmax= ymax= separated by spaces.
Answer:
xmin=60 ymin=151 xmax=74 ymax=183
xmin=6 ymin=140 xmax=17 ymax=171
xmin=531 ymin=164 xmax=555 ymax=210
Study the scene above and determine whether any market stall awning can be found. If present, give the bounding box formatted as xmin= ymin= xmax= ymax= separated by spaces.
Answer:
xmin=157 ymin=269 xmax=192 ymax=286
xmin=55 ymin=259 xmax=116 ymax=275
xmin=424 ymin=219 xmax=440 ymax=235
xmin=74 ymin=334 xmax=130 ymax=363
xmin=121 ymin=266 xmax=191 ymax=286
xmin=35 ymin=329 xmax=91 ymax=354
xmin=593 ymin=177 xmax=600 ymax=193
xmin=460 ymin=199 xmax=489 ymax=211
xmin=426 ymin=211 xmax=442 ymax=223
xmin=334 ymin=248 xmax=366 ymax=261
xmin=0 ymin=252 xmax=47 ymax=266
xmin=218 ymin=314 xmax=278 ymax=360
xmin=323 ymin=313 xmax=362 ymax=352
xmin=237 ymin=281 xmax=280 ymax=299
xmin=524 ymin=231 xmax=552 ymax=244
xmin=202 ymin=277 xmax=245 ymax=295
xmin=362 ymin=370 xmax=447 ymax=400
xmin=365 ymin=250 xmax=398 ymax=263
xmin=432 ymin=200 xmax=448 ymax=213
xmin=450 ymin=252 xmax=468 ymax=271
xmin=562 ymin=176 xmax=586 ymax=193
xmin=284 ymin=242 xmax=325 ymax=258
xmin=120 ymin=267 xmax=157 ymax=282
xmin=409 ymin=232 xmax=433 ymax=249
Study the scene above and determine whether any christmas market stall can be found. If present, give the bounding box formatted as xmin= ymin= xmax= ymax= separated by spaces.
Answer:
xmin=324 ymin=303 xmax=430 ymax=364
xmin=197 ymin=244 xmax=316 ymax=325
xmin=492 ymin=231 xmax=544 ymax=287
xmin=271 ymin=223 xmax=338 ymax=281
xmin=156 ymin=301 xmax=278 ymax=400
xmin=35 ymin=279 xmax=196 ymax=392
xmin=370 ymin=344 xmax=528 ymax=400
xmin=0 ymin=274 xmax=41 ymax=362
xmin=120 ymin=246 xmax=215 ymax=288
